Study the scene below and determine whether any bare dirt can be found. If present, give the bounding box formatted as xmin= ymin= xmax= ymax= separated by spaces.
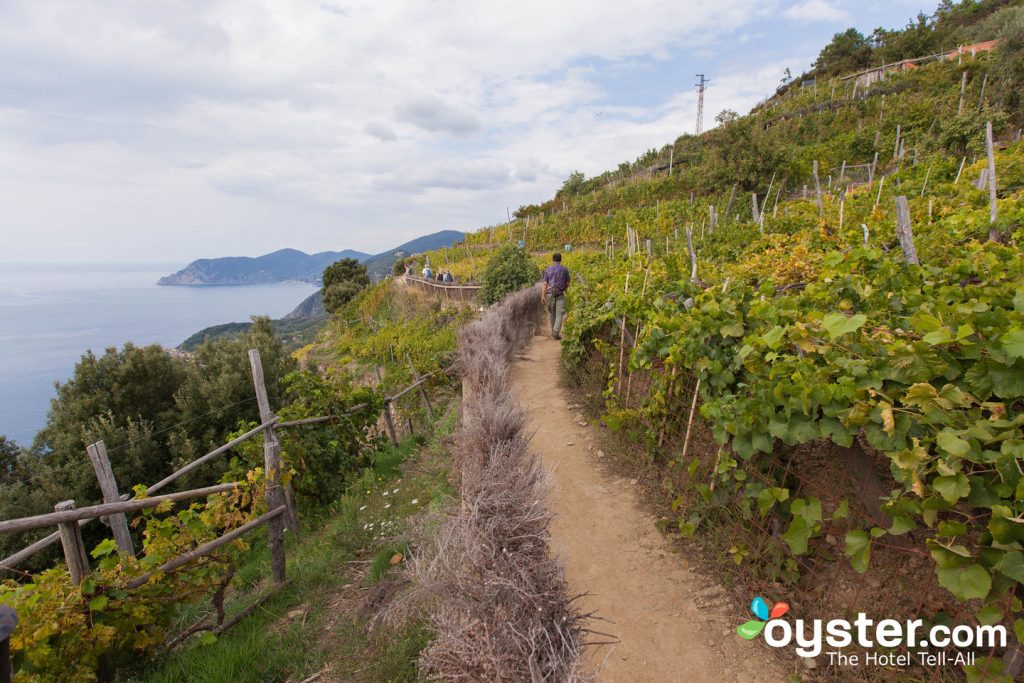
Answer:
xmin=510 ymin=335 xmax=790 ymax=683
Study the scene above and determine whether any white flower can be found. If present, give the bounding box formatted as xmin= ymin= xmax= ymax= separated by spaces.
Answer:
xmin=392 ymin=488 xmax=400 ymax=494
xmin=382 ymin=491 xmax=389 ymax=497
xmin=411 ymin=498 xmax=419 ymax=505
xmin=359 ymin=505 xmax=367 ymax=511
xmin=385 ymin=503 xmax=392 ymax=509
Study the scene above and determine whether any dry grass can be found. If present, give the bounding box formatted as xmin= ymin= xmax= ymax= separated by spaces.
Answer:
xmin=399 ymin=286 xmax=588 ymax=682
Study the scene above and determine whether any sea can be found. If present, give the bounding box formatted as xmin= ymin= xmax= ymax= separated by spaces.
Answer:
xmin=0 ymin=264 xmax=318 ymax=446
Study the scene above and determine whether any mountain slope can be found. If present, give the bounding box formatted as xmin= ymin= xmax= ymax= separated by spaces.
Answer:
xmin=363 ymin=229 xmax=466 ymax=279
xmin=158 ymin=248 xmax=370 ymax=286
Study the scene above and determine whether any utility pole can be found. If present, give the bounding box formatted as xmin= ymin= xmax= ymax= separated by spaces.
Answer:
xmin=695 ymin=74 xmax=709 ymax=136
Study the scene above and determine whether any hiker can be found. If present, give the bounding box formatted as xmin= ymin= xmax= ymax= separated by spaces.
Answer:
xmin=541 ymin=253 xmax=570 ymax=340
xmin=422 ymin=265 xmax=433 ymax=279
xmin=443 ymin=271 xmax=454 ymax=283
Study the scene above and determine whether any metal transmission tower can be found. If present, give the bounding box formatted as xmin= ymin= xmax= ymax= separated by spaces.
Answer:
xmin=695 ymin=74 xmax=709 ymax=135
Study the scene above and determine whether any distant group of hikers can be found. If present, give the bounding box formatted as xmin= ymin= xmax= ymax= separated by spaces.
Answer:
xmin=413 ymin=264 xmax=455 ymax=283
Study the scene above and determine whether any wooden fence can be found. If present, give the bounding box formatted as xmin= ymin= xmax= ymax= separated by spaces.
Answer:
xmin=0 ymin=347 xmax=451 ymax=674
xmin=403 ymin=275 xmax=481 ymax=303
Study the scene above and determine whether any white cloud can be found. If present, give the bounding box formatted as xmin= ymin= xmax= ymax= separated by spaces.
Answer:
xmin=0 ymin=0 xmax=855 ymax=263
xmin=783 ymin=0 xmax=850 ymax=24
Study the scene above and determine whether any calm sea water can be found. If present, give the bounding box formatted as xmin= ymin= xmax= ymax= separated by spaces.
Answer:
xmin=0 ymin=265 xmax=318 ymax=446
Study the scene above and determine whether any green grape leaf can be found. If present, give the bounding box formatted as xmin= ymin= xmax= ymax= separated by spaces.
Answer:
xmin=933 ymin=473 xmax=970 ymax=503
xmin=936 ymin=563 xmax=991 ymax=601
xmin=845 ymin=530 xmax=871 ymax=573
xmin=822 ymin=313 xmax=867 ymax=341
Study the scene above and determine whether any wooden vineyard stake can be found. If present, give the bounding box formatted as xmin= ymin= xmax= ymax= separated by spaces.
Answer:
xmin=894 ymin=196 xmax=920 ymax=265
xmin=724 ymin=184 xmax=737 ymax=222
xmin=772 ymin=179 xmax=785 ymax=217
xmin=812 ymin=160 xmax=823 ymax=217
xmin=625 ymin=266 xmax=652 ymax=405
xmin=680 ymin=379 xmax=702 ymax=463
xmin=838 ymin=193 xmax=845 ymax=234
xmin=954 ymin=156 xmax=966 ymax=184
xmin=686 ymin=226 xmax=698 ymax=282
xmin=958 ymin=71 xmax=967 ymax=115
xmin=986 ymin=120 xmax=999 ymax=242
xmin=657 ymin=367 xmax=677 ymax=449
xmin=616 ymin=273 xmax=630 ymax=394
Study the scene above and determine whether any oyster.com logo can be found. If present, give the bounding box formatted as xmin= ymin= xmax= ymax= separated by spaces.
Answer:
xmin=737 ymin=596 xmax=789 ymax=640
xmin=735 ymin=594 xmax=1006 ymax=667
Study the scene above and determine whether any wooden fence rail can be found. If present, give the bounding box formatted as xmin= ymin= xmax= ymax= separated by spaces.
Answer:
xmin=403 ymin=275 xmax=481 ymax=303
xmin=0 ymin=483 xmax=240 ymax=535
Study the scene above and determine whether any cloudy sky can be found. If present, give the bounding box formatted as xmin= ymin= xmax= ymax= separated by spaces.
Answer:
xmin=1 ymin=0 xmax=927 ymax=265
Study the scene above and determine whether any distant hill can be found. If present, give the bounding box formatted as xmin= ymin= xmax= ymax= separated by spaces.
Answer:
xmin=158 ymin=248 xmax=370 ymax=286
xmin=176 ymin=231 xmax=465 ymax=349
xmin=363 ymin=230 xmax=465 ymax=279
xmin=159 ymin=230 xmax=465 ymax=286
xmin=282 ymin=289 xmax=325 ymax=319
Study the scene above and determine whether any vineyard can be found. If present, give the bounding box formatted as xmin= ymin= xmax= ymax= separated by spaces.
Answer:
xmin=412 ymin=13 xmax=1024 ymax=679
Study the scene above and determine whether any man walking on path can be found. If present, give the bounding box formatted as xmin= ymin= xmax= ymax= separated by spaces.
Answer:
xmin=541 ymin=253 xmax=570 ymax=340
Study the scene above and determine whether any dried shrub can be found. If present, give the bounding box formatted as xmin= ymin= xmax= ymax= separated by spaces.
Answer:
xmin=412 ymin=285 xmax=589 ymax=681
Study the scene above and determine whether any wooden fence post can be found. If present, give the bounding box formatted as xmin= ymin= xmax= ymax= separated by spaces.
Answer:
xmin=894 ymin=196 xmax=920 ymax=265
xmin=248 ymin=349 xmax=289 ymax=584
xmin=86 ymin=441 xmax=135 ymax=556
xmin=407 ymin=357 xmax=434 ymax=422
xmin=383 ymin=399 xmax=399 ymax=447
xmin=55 ymin=501 xmax=89 ymax=584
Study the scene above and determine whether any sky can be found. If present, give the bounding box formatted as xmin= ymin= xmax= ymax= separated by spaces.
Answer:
xmin=0 ymin=0 xmax=931 ymax=265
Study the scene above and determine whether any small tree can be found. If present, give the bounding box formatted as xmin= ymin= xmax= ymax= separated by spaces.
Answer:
xmin=479 ymin=245 xmax=539 ymax=305
xmin=322 ymin=258 xmax=371 ymax=314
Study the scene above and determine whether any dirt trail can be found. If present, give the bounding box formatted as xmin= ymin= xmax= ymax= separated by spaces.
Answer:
xmin=510 ymin=336 xmax=788 ymax=683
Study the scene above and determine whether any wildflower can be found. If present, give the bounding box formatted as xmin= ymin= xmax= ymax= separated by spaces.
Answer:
xmin=382 ymin=491 xmax=389 ymax=497
xmin=411 ymin=498 xmax=419 ymax=505
xmin=359 ymin=505 xmax=367 ymax=511
xmin=392 ymin=488 xmax=400 ymax=494
xmin=385 ymin=503 xmax=391 ymax=509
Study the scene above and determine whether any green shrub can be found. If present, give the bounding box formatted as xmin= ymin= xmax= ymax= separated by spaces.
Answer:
xmin=322 ymin=258 xmax=371 ymax=314
xmin=479 ymin=245 xmax=539 ymax=305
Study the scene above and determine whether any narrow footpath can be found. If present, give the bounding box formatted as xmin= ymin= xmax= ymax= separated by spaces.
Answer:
xmin=509 ymin=335 xmax=787 ymax=683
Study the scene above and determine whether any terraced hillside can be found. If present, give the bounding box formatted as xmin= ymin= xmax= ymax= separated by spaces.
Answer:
xmin=407 ymin=3 xmax=1024 ymax=678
